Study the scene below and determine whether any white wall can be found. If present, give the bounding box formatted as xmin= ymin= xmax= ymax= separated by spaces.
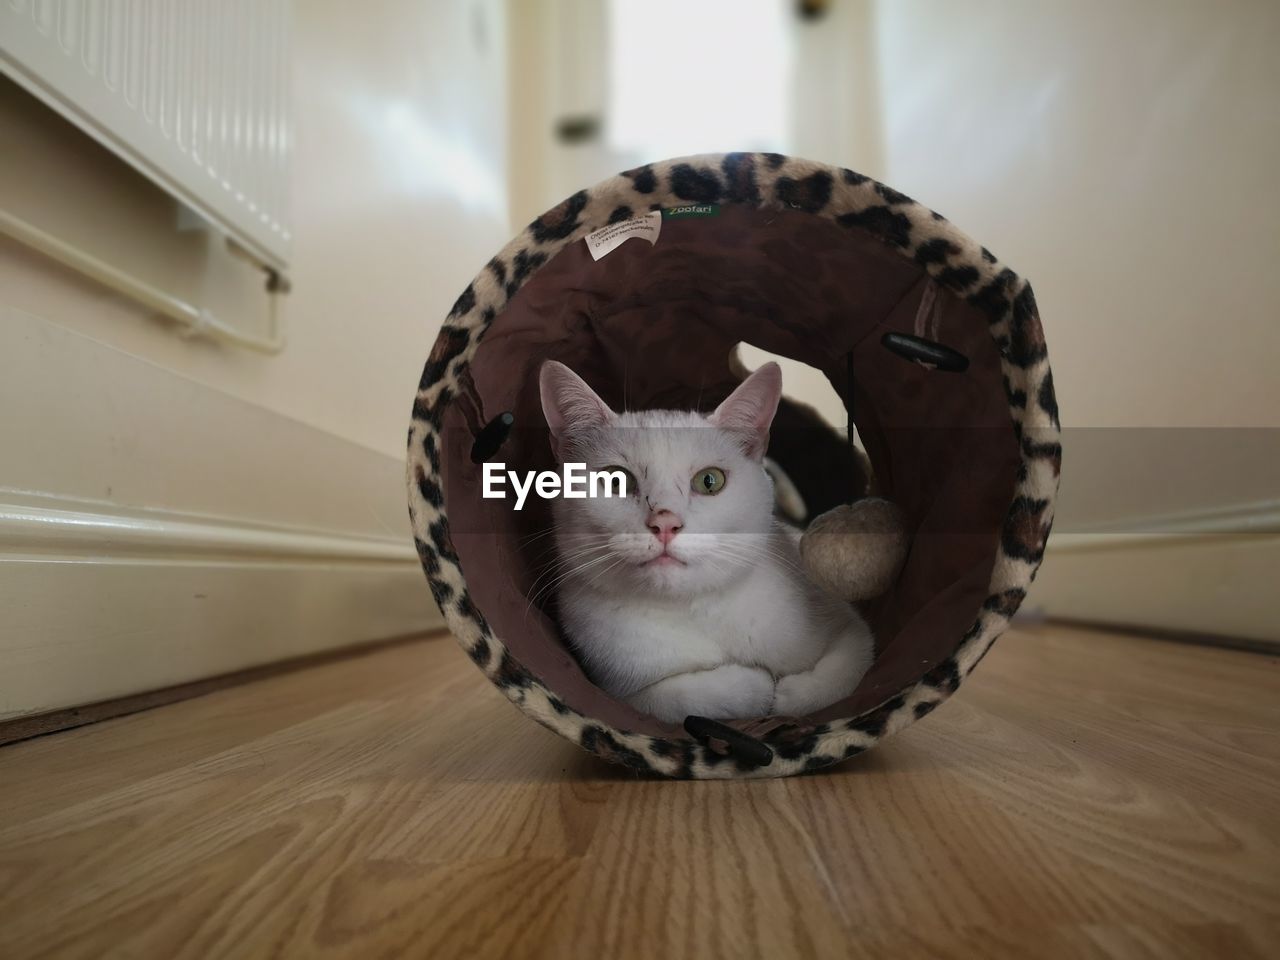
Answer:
xmin=870 ymin=0 xmax=1280 ymax=638
xmin=873 ymin=0 xmax=1280 ymax=431
xmin=1 ymin=1 xmax=513 ymax=717
xmin=3 ymin=0 xmax=511 ymax=462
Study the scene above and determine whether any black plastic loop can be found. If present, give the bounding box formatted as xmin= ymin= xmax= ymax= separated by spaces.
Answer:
xmin=881 ymin=332 xmax=970 ymax=372
xmin=470 ymin=412 xmax=515 ymax=463
xmin=684 ymin=715 xmax=774 ymax=768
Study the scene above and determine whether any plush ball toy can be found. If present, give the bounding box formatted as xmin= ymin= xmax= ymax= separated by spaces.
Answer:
xmin=800 ymin=498 xmax=909 ymax=601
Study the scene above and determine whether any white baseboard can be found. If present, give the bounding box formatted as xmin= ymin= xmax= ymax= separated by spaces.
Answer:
xmin=1049 ymin=499 xmax=1280 ymax=550
xmin=0 ymin=492 xmax=417 ymax=563
xmin=0 ymin=524 xmax=432 ymax=721
xmin=1030 ymin=501 xmax=1279 ymax=646
xmin=1 ymin=306 xmax=440 ymax=721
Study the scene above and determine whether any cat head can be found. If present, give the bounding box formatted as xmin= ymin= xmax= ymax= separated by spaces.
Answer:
xmin=538 ymin=359 xmax=782 ymax=596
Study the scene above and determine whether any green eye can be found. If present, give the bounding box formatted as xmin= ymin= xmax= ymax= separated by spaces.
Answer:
xmin=600 ymin=465 xmax=635 ymax=497
xmin=692 ymin=467 xmax=726 ymax=495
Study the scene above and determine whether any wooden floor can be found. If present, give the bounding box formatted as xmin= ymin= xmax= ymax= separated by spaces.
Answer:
xmin=1 ymin=626 xmax=1277 ymax=959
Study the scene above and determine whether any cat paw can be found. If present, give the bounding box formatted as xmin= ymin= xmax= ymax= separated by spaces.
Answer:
xmin=773 ymin=672 xmax=830 ymax=717
xmin=699 ymin=665 xmax=776 ymax=719
xmin=630 ymin=664 xmax=776 ymax=722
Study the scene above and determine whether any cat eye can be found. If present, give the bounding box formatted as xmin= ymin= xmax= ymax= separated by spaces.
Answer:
xmin=600 ymin=465 xmax=636 ymax=497
xmin=691 ymin=467 xmax=727 ymax=496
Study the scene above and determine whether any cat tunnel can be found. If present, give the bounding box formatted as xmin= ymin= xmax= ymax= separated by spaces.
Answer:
xmin=407 ymin=153 xmax=1060 ymax=779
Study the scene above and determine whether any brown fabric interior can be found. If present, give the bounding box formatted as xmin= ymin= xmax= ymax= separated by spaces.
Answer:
xmin=443 ymin=205 xmax=1021 ymax=739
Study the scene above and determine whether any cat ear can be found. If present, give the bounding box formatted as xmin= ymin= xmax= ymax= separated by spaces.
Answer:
xmin=710 ymin=361 xmax=782 ymax=460
xmin=539 ymin=360 xmax=616 ymax=459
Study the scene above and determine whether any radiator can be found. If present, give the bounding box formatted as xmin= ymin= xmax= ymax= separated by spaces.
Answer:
xmin=1 ymin=0 xmax=292 ymax=269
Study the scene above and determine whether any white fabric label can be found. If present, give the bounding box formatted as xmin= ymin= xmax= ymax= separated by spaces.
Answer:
xmin=584 ymin=210 xmax=662 ymax=261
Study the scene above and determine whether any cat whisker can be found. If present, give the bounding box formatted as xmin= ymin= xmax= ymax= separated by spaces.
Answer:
xmin=523 ymin=545 xmax=612 ymax=602
xmin=524 ymin=549 xmax=619 ymax=612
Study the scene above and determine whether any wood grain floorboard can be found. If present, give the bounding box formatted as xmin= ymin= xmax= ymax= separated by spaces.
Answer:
xmin=0 ymin=625 xmax=1276 ymax=959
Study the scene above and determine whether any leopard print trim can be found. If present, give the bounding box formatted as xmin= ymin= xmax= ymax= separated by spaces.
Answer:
xmin=407 ymin=153 xmax=1060 ymax=780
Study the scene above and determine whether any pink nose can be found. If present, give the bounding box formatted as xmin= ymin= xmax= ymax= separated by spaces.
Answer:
xmin=647 ymin=510 xmax=683 ymax=546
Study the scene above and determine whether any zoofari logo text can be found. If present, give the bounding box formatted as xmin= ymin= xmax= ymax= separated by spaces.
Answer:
xmin=482 ymin=463 xmax=628 ymax=511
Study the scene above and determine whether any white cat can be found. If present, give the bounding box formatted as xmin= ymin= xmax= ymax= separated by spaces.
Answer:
xmin=539 ymin=359 xmax=874 ymax=724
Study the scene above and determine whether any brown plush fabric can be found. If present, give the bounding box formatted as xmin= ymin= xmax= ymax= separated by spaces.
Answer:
xmin=441 ymin=203 xmax=1020 ymax=738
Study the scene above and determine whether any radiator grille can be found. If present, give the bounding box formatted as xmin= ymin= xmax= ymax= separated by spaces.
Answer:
xmin=2 ymin=0 xmax=292 ymax=268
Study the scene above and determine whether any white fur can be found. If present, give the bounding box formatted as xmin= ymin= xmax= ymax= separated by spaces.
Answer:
xmin=539 ymin=360 xmax=874 ymax=724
